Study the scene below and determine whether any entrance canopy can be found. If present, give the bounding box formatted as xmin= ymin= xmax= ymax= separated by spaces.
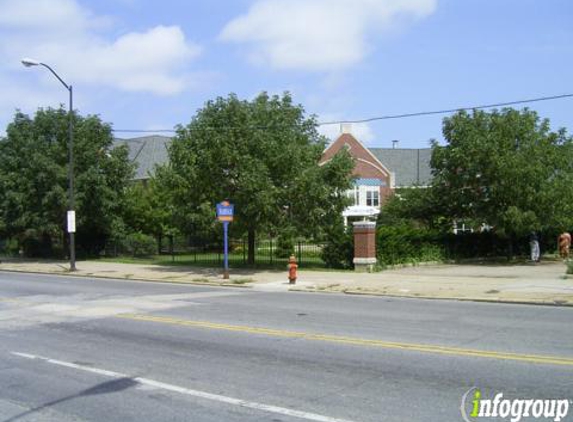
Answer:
xmin=342 ymin=205 xmax=380 ymax=218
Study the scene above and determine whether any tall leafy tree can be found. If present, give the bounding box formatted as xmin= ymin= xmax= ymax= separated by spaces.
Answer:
xmin=0 ymin=108 xmax=134 ymax=256
xmin=121 ymin=178 xmax=178 ymax=251
xmin=156 ymin=92 xmax=354 ymax=264
xmin=430 ymin=108 xmax=573 ymax=237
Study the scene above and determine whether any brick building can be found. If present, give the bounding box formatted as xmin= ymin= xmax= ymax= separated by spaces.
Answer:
xmin=115 ymin=130 xmax=432 ymax=221
xmin=319 ymin=126 xmax=432 ymax=222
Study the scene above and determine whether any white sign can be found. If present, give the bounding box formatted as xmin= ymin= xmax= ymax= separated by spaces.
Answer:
xmin=342 ymin=205 xmax=380 ymax=218
xmin=67 ymin=211 xmax=76 ymax=233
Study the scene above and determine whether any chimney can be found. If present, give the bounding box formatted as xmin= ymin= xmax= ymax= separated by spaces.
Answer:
xmin=392 ymin=140 xmax=399 ymax=149
xmin=340 ymin=123 xmax=353 ymax=134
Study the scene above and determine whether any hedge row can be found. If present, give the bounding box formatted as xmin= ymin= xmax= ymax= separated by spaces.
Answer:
xmin=376 ymin=225 xmax=559 ymax=266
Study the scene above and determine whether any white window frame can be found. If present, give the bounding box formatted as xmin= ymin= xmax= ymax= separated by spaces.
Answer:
xmin=366 ymin=189 xmax=379 ymax=207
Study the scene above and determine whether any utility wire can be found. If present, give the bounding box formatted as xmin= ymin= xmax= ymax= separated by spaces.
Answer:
xmin=319 ymin=93 xmax=573 ymax=125
xmin=112 ymin=93 xmax=573 ymax=133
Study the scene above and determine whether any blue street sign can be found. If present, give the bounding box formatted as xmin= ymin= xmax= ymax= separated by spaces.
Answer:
xmin=217 ymin=201 xmax=234 ymax=279
xmin=217 ymin=201 xmax=234 ymax=222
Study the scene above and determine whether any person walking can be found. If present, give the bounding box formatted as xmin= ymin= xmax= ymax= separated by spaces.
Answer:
xmin=529 ymin=231 xmax=540 ymax=262
xmin=558 ymin=231 xmax=571 ymax=259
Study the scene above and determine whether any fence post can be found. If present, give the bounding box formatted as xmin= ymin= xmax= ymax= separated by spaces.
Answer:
xmin=169 ymin=235 xmax=174 ymax=263
xmin=297 ymin=241 xmax=302 ymax=266
xmin=270 ymin=237 xmax=273 ymax=265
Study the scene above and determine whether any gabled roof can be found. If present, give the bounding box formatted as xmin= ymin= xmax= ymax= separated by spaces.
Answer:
xmin=113 ymin=135 xmax=171 ymax=180
xmin=321 ymin=132 xmax=392 ymax=178
xmin=113 ymin=134 xmax=434 ymax=187
xmin=369 ymin=148 xmax=432 ymax=187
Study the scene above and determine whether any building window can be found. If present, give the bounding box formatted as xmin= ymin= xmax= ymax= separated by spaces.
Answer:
xmin=366 ymin=189 xmax=379 ymax=207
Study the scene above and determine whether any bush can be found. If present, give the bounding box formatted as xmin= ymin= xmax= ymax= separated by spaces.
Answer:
xmin=321 ymin=224 xmax=353 ymax=269
xmin=21 ymin=230 xmax=55 ymax=258
xmin=566 ymin=259 xmax=573 ymax=275
xmin=275 ymin=235 xmax=295 ymax=258
xmin=124 ymin=232 xmax=157 ymax=257
xmin=442 ymin=230 xmax=558 ymax=261
xmin=377 ymin=224 xmax=444 ymax=266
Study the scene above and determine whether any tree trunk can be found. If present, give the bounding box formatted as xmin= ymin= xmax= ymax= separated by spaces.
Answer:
xmin=247 ymin=228 xmax=256 ymax=265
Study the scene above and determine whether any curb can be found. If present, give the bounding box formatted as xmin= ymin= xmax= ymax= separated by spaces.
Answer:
xmin=0 ymin=268 xmax=253 ymax=289
xmin=289 ymin=286 xmax=573 ymax=307
xmin=3 ymin=267 xmax=572 ymax=307
xmin=341 ymin=290 xmax=573 ymax=307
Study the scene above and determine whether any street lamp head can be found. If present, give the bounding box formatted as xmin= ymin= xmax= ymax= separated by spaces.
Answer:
xmin=21 ymin=57 xmax=41 ymax=67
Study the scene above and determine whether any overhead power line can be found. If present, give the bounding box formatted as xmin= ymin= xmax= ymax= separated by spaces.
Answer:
xmin=115 ymin=129 xmax=176 ymax=133
xmin=318 ymin=93 xmax=573 ymax=125
xmin=112 ymin=93 xmax=573 ymax=133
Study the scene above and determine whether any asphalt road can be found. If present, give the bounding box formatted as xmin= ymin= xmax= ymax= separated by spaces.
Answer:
xmin=0 ymin=271 xmax=572 ymax=422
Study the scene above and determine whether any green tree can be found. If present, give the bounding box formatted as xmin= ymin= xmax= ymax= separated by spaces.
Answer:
xmin=0 ymin=108 xmax=134 ymax=257
xmin=122 ymin=179 xmax=177 ymax=253
xmin=156 ymin=92 xmax=354 ymax=264
xmin=380 ymin=186 xmax=447 ymax=230
xmin=430 ymin=108 xmax=573 ymax=237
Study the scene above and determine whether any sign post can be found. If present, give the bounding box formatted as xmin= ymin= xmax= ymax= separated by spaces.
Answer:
xmin=216 ymin=201 xmax=234 ymax=279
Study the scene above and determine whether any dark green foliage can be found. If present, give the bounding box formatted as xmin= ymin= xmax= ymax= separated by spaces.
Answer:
xmin=122 ymin=179 xmax=176 ymax=240
xmin=380 ymin=108 xmax=573 ymax=260
xmin=431 ymin=108 xmax=573 ymax=237
xmin=380 ymin=187 xmax=450 ymax=231
xmin=376 ymin=229 xmax=558 ymax=264
xmin=275 ymin=233 xmax=295 ymax=258
xmin=0 ymin=108 xmax=134 ymax=257
xmin=123 ymin=232 xmax=157 ymax=257
xmin=377 ymin=224 xmax=444 ymax=266
xmin=321 ymin=223 xmax=354 ymax=269
xmin=155 ymin=92 xmax=354 ymax=264
xmin=441 ymin=230 xmax=557 ymax=260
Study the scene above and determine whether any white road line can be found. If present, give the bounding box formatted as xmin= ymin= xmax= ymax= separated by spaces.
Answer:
xmin=11 ymin=351 xmax=356 ymax=422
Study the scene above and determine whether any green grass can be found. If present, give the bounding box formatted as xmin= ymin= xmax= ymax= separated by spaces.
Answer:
xmin=230 ymin=278 xmax=253 ymax=284
xmin=96 ymin=252 xmax=328 ymax=270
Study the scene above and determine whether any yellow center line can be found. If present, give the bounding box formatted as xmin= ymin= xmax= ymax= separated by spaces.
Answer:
xmin=0 ymin=297 xmax=23 ymax=303
xmin=116 ymin=313 xmax=573 ymax=367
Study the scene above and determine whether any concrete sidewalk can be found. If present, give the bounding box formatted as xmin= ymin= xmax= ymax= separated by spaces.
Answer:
xmin=1 ymin=258 xmax=573 ymax=306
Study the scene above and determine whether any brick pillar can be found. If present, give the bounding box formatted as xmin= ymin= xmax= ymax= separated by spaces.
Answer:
xmin=353 ymin=221 xmax=377 ymax=272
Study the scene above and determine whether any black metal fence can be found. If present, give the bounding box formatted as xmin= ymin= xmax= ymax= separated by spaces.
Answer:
xmin=103 ymin=235 xmax=327 ymax=268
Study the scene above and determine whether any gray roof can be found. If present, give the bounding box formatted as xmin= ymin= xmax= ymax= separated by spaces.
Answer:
xmin=113 ymin=135 xmax=433 ymax=187
xmin=369 ymin=148 xmax=432 ymax=187
xmin=113 ymin=135 xmax=172 ymax=180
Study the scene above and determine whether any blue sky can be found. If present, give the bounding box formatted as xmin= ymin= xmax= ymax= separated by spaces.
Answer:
xmin=1 ymin=0 xmax=571 ymax=148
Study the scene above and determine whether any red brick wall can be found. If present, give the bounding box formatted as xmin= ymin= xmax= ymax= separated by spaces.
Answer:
xmin=320 ymin=133 xmax=393 ymax=203
xmin=353 ymin=223 xmax=377 ymax=258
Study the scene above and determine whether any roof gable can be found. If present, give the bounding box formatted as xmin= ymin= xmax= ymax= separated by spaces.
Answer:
xmin=321 ymin=133 xmax=391 ymax=177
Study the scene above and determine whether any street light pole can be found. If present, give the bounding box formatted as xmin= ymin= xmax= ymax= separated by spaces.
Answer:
xmin=22 ymin=58 xmax=76 ymax=271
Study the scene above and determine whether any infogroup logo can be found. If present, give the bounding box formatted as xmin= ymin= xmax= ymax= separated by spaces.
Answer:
xmin=461 ymin=388 xmax=571 ymax=422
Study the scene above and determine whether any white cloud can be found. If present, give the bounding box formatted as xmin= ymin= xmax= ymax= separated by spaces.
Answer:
xmin=0 ymin=0 xmax=109 ymax=32
xmin=0 ymin=0 xmax=202 ymax=95
xmin=220 ymin=0 xmax=436 ymax=71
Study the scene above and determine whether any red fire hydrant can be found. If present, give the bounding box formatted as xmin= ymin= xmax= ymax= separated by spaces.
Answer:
xmin=288 ymin=255 xmax=298 ymax=285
